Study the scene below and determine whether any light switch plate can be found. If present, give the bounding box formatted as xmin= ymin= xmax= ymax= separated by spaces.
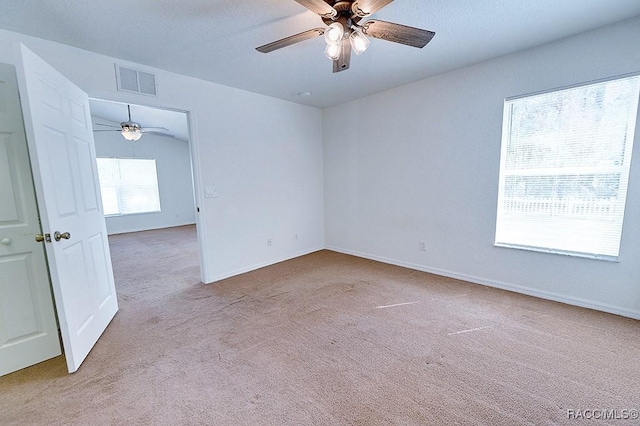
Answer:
xmin=205 ymin=187 xmax=219 ymax=198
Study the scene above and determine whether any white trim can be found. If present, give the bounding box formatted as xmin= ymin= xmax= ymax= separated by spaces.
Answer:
xmin=493 ymin=242 xmax=619 ymax=262
xmin=207 ymin=247 xmax=324 ymax=283
xmin=325 ymin=245 xmax=640 ymax=320
xmin=106 ymin=222 xmax=196 ymax=236
xmin=505 ymin=70 xmax=640 ymax=101
xmin=183 ymin=107 xmax=211 ymax=284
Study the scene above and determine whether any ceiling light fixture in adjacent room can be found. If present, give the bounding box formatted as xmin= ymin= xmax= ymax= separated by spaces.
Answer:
xmin=119 ymin=105 xmax=143 ymax=141
xmin=93 ymin=104 xmax=174 ymax=141
xmin=120 ymin=125 xmax=143 ymax=141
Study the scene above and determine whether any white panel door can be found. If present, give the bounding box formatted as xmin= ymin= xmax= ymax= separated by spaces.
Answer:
xmin=16 ymin=45 xmax=118 ymax=373
xmin=0 ymin=63 xmax=61 ymax=377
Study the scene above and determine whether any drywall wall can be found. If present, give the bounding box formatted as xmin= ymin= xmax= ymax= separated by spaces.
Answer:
xmin=0 ymin=29 xmax=325 ymax=283
xmin=92 ymin=117 xmax=196 ymax=235
xmin=323 ymin=16 xmax=640 ymax=319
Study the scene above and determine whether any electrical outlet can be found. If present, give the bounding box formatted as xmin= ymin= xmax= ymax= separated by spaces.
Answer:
xmin=267 ymin=238 xmax=272 ymax=247
xmin=420 ymin=241 xmax=427 ymax=251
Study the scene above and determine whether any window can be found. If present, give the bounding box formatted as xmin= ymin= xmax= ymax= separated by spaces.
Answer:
xmin=96 ymin=158 xmax=161 ymax=216
xmin=495 ymin=74 xmax=640 ymax=261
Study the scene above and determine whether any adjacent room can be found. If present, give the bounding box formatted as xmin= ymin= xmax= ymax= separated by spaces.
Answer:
xmin=90 ymin=100 xmax=197 ymax=236
xmin=0 ymin=1 xmax=639 ymax=424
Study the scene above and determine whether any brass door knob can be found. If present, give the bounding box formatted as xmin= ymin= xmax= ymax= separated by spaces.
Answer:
xmin=54 ymin=231 xmax=71 ymax=242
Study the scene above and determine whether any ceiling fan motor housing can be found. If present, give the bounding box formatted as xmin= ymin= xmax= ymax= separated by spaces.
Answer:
xmin=120 ymin=121 xmax=142 ymax=132
xmin=322 ymin=1 xmax=360 ymax=31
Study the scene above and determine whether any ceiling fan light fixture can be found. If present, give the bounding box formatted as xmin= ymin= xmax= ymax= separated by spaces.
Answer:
xmin=121 ymin=130 xmax=143 ymax=141
xmin=120 ymin=124 xmax=143 ymax=141
xmin=324 ymin=42 xmax=342 ymax=60
xmin=324 ymin=22 xmax=344 ymax=45
xmin=349 ymin=27 xmax=370 ymax=55
xmin=120 ymin=105 xmax=143 ymax=141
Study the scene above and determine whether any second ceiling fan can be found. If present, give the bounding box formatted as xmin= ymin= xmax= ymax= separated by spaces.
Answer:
xmin=93 ymin=105 xmax=174 ymax=141
xmin=256 ymin=0 xmax=435 ymax=73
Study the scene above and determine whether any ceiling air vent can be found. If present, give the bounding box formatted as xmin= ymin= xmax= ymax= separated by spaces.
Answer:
xmin=115 ymin=64 xmax=157 ymax=96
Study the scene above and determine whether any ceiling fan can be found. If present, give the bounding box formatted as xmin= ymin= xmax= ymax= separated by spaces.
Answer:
xmin=256 ymin=0 xmax=435 ymax=73
xmin=93 ymin=105 xmax=174 ymax=141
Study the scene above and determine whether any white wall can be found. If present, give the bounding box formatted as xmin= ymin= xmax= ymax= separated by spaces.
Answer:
xmin=0 ymin=29 xmax=325 ymax=283
xmin=3 ymin=17 xmax=638 ymax=317
xmin=323 ymin=17 xmax=640 ymax=319
xmin=93 ymin=118 xmax=196 ymax=235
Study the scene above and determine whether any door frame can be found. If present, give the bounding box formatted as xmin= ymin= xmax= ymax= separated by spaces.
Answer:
xmin=87 ymin=89 xmax=210 ymax=284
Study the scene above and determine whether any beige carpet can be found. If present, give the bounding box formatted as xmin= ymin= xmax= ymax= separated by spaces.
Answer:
xmin=1 ymin=225 xmax=639 ymax=425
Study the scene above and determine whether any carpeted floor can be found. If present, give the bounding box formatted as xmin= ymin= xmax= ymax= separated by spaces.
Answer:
xmin=1 ymin=225 xmax=639 ymax=425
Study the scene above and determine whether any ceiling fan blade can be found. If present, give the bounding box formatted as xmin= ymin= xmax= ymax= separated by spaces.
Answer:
xmin=93 ymin=129 xmax=120 ymax=132
xmin=351 ymin=0 xmax=393 ymax=18
xmin=293 ymin=0 xmax=337 ymax=18
xmin=256 ymin=28 xmax=325 ymax=53
xmin=93 ymin=123 xmax=121 ymax=129
xmin=144 ymin=131 xmax=176 ymax=138
xmin=361 ymin=20 xmax=435 ymax=48
xmin=142 ymin=126 xmax=171 ymax=132
xmin=333 ymin=37 xmax=351 ymax=73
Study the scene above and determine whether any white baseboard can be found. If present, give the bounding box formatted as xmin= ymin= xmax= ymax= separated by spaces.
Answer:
xmin=107 ymin=222 xmax=196 ymax=235
xmin=325 ymin=246 xmax=640 ymax=321
xmin=207 ymin=246 xmax=325 ymax=283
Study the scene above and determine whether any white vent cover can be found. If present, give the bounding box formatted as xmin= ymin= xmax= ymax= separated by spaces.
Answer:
xmin=115 ymin=64 xmax=157 ymax=96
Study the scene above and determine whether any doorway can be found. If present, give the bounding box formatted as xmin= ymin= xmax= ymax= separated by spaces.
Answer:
xmin=88 ymin=99 xmax=202 ymax=281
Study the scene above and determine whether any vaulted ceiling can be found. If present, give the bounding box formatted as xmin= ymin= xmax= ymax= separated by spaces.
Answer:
xmin=1 ymin=0 xmax=639 ymax=108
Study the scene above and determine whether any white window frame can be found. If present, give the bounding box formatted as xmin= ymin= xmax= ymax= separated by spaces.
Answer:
xmin=495 ymin=73 xmax=640 ymax=261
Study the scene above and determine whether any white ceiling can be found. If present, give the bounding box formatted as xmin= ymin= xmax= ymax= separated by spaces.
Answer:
xmin=1 ymin=0 xmax=640 ymax=108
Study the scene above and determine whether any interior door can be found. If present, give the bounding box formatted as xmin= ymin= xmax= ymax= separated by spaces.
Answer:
xmin=0 ymin=63 xmax=61 ymax=377
xmin=16 ymin=45 xmax=118 ymax=373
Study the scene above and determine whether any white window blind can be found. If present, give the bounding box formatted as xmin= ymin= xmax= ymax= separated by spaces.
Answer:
xmin=495 ymin=74 xmax=640 ymax=260
xmin=96 ymin=158 xmax=161 ymax=216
